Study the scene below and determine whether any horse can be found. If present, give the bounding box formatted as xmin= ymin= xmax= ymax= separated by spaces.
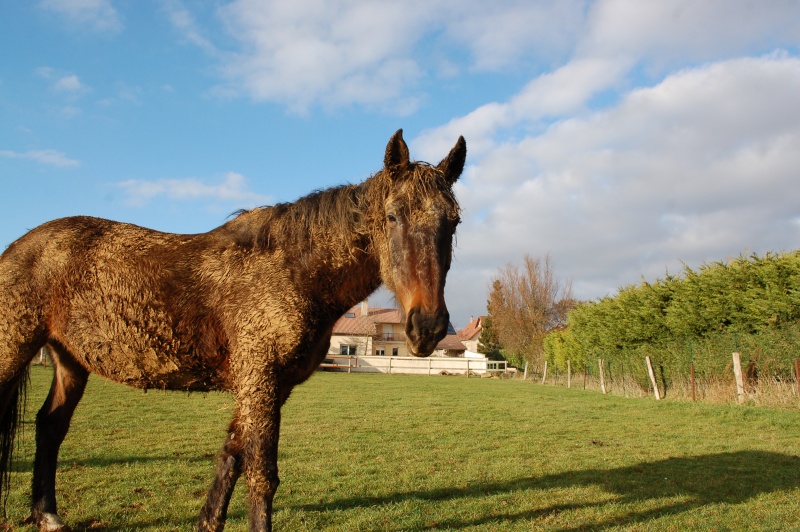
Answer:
xmin=0 ymin=129 xmax=465 ymax=531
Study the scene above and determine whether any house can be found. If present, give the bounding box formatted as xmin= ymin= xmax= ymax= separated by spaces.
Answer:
xmin=458 ymin=315 xmax=485 ymax=353
xmin=329 ymin=301 xmax=465 ymax=357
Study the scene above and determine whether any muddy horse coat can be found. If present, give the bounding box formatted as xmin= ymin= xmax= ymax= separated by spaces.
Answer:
xmin=0 ymin=130 xmax=465 ymax=531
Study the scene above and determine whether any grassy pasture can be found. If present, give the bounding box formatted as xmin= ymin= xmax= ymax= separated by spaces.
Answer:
xmin=3 ymin=366 xmax=800 ymax=531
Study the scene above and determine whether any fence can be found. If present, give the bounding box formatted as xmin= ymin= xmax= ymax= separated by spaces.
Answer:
xmin=531 ymin=353 xmax=800 ymax=408
xmin=320 ymin=355 xmax=510 ymax=376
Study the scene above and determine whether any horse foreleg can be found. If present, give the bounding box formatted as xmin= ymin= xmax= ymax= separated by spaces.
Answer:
xmin=30 ymin=348 xmax=88 ymax=532
xmin=198 ymin=417 xmax=243 ymax=532
xmin=239 ymin=383 xmax=282 ymax=532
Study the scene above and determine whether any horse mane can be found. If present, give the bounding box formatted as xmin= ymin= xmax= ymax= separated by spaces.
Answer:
xmin=223 ymin=162 xmax=460 ymax=258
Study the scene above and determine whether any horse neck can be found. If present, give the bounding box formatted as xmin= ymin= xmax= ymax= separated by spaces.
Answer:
xmin=223 ymin=183 xmax=383 ymax=314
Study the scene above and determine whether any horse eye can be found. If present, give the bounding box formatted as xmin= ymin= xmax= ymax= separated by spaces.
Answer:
xmin=387 ymin=214 xmax=397 ymax=224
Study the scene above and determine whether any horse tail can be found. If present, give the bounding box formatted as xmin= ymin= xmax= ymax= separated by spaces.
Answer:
xmin=0 ymin=366 xmax=30 ymax=511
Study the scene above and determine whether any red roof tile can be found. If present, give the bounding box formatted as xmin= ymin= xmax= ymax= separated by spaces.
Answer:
xmin=332 ymin=305 xmax=404 ymax=336
xmin=458 ymin=316 xmax=485 ymax=340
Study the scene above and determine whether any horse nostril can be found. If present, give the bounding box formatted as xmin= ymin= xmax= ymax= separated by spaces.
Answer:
xmin=434 ymin=311 xmax=449 ymax=338
xmin=405 ymin=307 xmax=420 ymax=339
xmin=406 ymin=307 xmax=450 ymax=346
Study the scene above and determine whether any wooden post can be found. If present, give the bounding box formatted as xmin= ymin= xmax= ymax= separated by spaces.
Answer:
xmin=541 ymin=360 xmax=548 ymax=384
xmin=689 ymin=340 xmax=695 ymax=402
xmin=598 ymin=358 xmax=607 ymax=394
xmin=732 ymin=352 xmax=745 ymax=404
xmin=645 ymin=356 xmax=661 ymax=400
xmin=567 ymin=360 xmax=572 ymax=389
xmin=523 ymin=362 xmax=528 ymax=381
xmin=795 ymin=358 xmax=800 ymax=398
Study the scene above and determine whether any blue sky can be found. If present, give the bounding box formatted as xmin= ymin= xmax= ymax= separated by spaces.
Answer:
xmin=2 ymin=0 xmax=800 ymax=328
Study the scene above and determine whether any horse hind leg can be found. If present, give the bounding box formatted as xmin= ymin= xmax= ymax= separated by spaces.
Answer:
xmin=199 ymin=415 xmax=244 ymax=532
xmin=30 ymin=344 xmax=88 ymax=532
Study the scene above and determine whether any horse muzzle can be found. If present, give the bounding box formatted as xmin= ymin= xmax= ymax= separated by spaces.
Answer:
xmin=404 ymin=307 xmax=450 ymax=357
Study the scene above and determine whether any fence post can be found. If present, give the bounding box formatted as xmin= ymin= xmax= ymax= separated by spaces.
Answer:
xmin=388 ymin=356 xmax=392 ymax=375
xmin=541 ymin=360 xmax=548 ymax=384
xmin=567 ymin=360 xmax=572 ymax=389
xmin=689 ymin=340 xmax=696 ymax=402
xmin=598 ymin=358 xmax=607 ymax=394
xmin=645 ymin=356 xmax=661 ymax=400
xmin=523 ymin=362 xmax=528 ymax=381
xmin=732 ymin=352 xmax=745 ymax=405
xmin=795 ymin=358 xmax=800 ymax=398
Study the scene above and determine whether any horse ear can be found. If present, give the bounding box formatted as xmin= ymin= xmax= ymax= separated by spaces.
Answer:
xmin=437 ymin=136 xmax=466 ymax=185
xmin=384 ymin=129 xmax=410 ymax=169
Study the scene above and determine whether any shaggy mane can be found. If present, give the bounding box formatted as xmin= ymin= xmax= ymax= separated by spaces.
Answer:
xmin=226 ymin=162 xmax=460 ymax=257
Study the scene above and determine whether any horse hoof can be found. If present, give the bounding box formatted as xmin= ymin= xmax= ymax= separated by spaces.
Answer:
xmin=37 ymin=512 xmax=69 ymax=532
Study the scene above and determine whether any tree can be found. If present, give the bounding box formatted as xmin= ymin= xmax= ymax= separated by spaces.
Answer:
xmin=479 ymin=284 xmax=503 ymax=359
xmin=487 ymin=254 xmax=575 ymax=370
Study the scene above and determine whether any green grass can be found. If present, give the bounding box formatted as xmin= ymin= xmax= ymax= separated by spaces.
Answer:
xmin=4 ymin=366 xmax=800 ymax=530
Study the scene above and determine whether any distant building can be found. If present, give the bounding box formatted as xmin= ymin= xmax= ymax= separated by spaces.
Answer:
xmin=458 ymin=315 xmax=486 ymax=353
xmin=329 ymin=301 xmax=466 ymax=357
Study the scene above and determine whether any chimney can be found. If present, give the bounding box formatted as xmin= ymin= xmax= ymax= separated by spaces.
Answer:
xmin=361 ymin=300 xmax=369 ymax=316
xmin=469 ymin=315 xmax=474 ymax=323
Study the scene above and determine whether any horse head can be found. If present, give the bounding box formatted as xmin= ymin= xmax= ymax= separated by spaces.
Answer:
xmin=371 ymin=130 xmax=465 ymax=357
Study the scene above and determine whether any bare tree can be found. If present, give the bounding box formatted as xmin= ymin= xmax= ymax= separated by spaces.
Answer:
xmin=487 ymin=254 xmax=575 ymax=370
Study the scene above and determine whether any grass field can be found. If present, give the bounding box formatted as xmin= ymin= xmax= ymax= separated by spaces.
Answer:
xmin=3 ymin=366 xmax=800 ymax=531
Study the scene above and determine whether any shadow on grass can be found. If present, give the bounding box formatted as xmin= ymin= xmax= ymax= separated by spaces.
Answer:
xmin=295 ymin=450 xmax=800 ymax=529
xmin=10 ymin=453 xmax=216 ymax=472
xmin=8 ymin=451 xmax=799 ymax=530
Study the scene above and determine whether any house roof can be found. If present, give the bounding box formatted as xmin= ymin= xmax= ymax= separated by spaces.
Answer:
xmin=458 ymin=316 xmax=485 ymax=341
xmin=332 ymin=306 xmax=404 ymax=336
xmin=436 ymin=334 xmax=467 ymax=351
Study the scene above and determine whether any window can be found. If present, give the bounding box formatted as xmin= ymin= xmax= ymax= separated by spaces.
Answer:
xmin=345 ymin=312 xmax=356 ymax=318
xmin=375 ymin=348 xmax=385 ymax=356
xmin=340 ymin=345 xmax=356 ymax=355
xmin=392 ymin=347 xmax=399 ymax=356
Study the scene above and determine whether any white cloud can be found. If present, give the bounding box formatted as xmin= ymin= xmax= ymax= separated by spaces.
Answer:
xmin=208 ymin=0 xmax=594 ymax=113
xmin=36 ymin=67 xmax=92 ymax=97
xmin=53 ymin=74 xmax=86 ymax=93
xmin=216 ymin=0 xmax=432 ymax=113
xmin=157 ymin=0 xmax=800 ymax=118
xmin=580 ymin=0 xmax=800 ymax=67
xmin=40 ymin=0 xmax=122 ymax=33
xmin=162 ymin=0 xmax=218 ymax=55
xmin=442 ymin=0 xmax=587 ymax=72
xmin=413 ymin=57 xmax=632 ymax=161
xmin=0 ymin=149 xmax=80 ymax=168
xmin=415 ymin=0 xmax=800 ymax=160
xmin=446 ymin=54 xmax=800 ymax=310
xmin=117 ymin=172 xmax=272 ymax=207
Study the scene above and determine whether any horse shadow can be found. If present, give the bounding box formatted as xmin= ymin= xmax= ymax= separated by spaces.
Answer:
xmin=10 ymin=450 xmax=799 ymax=529
xmin=296 ymin=450 xmax=800 ymax=530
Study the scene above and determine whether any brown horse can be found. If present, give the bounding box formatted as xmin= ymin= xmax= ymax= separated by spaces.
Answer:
xmin=0 ymin=129 xmax=465 ymax=531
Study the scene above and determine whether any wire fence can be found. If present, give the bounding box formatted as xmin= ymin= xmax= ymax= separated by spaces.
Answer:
xmin=528 ymin=336 xmax=800 ymax=408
